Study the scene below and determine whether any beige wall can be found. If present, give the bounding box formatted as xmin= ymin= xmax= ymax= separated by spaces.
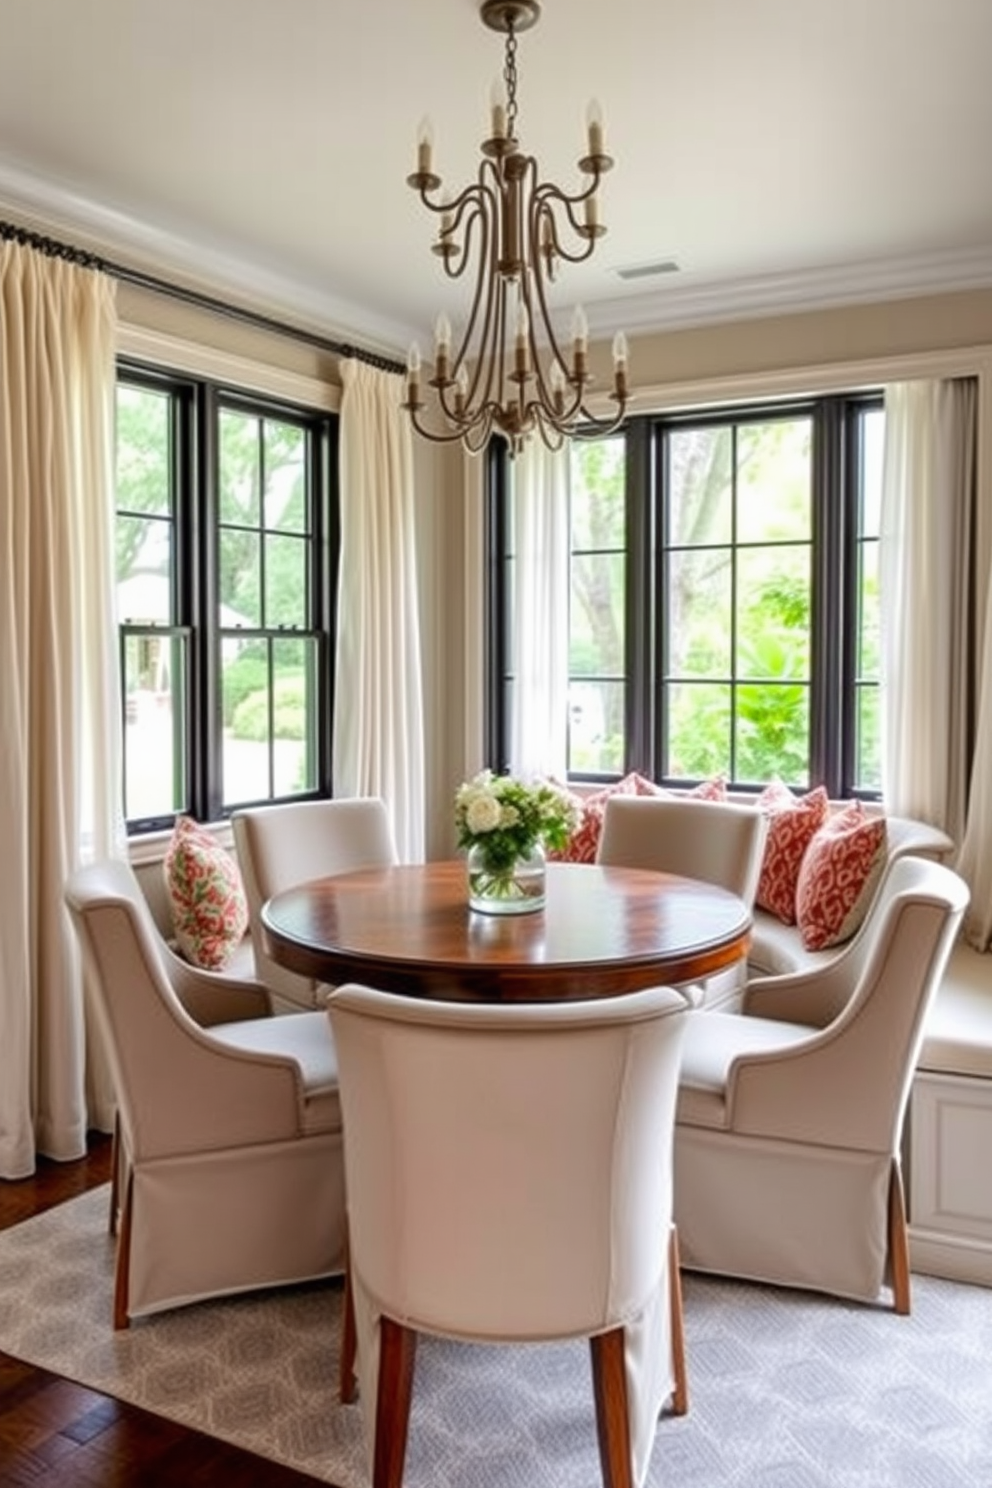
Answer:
xmin=615 ymin=288 xmax=992 ymax=391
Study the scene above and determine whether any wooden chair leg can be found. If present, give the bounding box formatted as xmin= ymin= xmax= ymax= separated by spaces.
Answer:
xmin=340 ymin=1257 xmax=358 ymax=1404
xmin=888 ymin=1160 xmax=912 ymax=1316
xmin=112 ymin=1171 xmax=133 ymax=1331
xmin=589 ymin=1326 xmax=635 ymax=1488
xmin=668 ymin=1225 xmax=689 ymax=1416
xmin=373 ymin=1316 xmax=417 ymax=1488
xmin=108 ymin=1111 xmax=120 ymax=1236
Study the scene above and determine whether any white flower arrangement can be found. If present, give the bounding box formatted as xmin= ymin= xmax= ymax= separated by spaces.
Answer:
xmin=454 ymin=770 xmax=579 ymax=877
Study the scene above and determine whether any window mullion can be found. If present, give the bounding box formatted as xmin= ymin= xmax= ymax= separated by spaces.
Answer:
xmin=810 ymin=399 xmax=845 ymax=795
xmin=625 ymin=418 xmax=653 ymax=776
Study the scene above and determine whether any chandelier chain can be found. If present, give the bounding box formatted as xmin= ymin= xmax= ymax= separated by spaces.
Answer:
xmin=504 ymin=22 xmax=519 ymax=138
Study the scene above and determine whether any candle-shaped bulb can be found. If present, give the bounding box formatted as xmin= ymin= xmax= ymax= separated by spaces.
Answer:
xmin=586 ymin=98 xmax=604 ymax=158
xmin=407 ymin=341 xmax=421 ymax=377
xmin=440 ymin=193 xmax=454 ymax=236
xmin=584 ymin=194 xmax=599 ymax=231
xmin=612 ymin=330 xmax=628 ymax=369
xmin=571 ymin=303 xmax=589 ymax=353
xmin=435 ymin=312 xmax=452 ymax=355
xmin=515 ymin=299 xmax=530 ymax=346
xmin=416 ymin=117 xmax=433 ymax=175
xmin=455 ymin=365 xmax=469 ymax=413
xmin=490 ymin=79 xmax=507 ymax=140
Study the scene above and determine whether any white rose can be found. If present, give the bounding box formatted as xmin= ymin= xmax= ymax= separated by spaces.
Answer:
xmin=466 ymin=793 xmax=502 ymax=834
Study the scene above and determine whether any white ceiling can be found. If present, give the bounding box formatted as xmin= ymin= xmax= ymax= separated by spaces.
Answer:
xmin=2 ymin=0 xmax=992 ymax=358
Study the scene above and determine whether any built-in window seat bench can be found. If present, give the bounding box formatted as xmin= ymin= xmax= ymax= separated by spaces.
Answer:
xmin=910 ymin=943 xmax=992 ymax=1288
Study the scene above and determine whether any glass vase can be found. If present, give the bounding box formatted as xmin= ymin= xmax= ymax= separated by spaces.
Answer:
xmin=467 ymin=840 xmax=547 ymax=915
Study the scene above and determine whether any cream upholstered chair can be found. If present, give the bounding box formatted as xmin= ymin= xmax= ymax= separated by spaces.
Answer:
xmin=597 ymin=794 xmax=769 ymax=1009
xmin=232 ymin=796 xmax=398 ymax=1012
xmin=327 ymin=982 xmax=690 ymax=1488
xmin=674 ymin=855 xmax=968 ymax=1312
xmin=64 ymin=858 xmax=347 ymax=1328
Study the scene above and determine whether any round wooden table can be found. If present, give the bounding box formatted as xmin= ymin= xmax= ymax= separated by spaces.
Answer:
xmin=261 ymin=859 xmax=751 ymax=1002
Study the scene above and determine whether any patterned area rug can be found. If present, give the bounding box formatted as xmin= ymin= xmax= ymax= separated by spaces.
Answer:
xmin=2 ymin=1187 xmax=992 ymax=1486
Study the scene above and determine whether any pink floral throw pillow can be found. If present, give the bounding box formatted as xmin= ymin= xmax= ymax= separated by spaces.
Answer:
xmin=164 ymin=816 xmax=249 ymax=970
xmin=755 ymin=781 xmax=830 ymax=925
xmin=796 ymin=802 xmax=887 ymax=951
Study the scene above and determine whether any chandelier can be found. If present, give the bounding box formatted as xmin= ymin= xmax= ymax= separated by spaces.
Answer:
xmin=402 ymin=0 xmax=630 ymax=455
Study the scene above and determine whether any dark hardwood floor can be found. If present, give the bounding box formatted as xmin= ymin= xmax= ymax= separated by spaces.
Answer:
xmin=0 ymin=1134 xmax=329 ymax=1486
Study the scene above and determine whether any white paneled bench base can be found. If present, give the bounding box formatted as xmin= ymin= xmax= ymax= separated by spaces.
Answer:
xmin=909 ymin=942 xmax=992 ymax=1287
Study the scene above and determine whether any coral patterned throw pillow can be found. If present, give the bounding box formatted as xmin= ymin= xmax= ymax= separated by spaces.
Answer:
xmin=795 ymin=802 xmax=887 ymax=951
xmin=548 ymin=772 xmax=726 ymax=864
xmin=549 ymin=773 xmax=662 ymax=864
xmin=164 ymin=816 xmax=249 ymax=970
xmin=755 ymin=781 xmax=830 ymax=925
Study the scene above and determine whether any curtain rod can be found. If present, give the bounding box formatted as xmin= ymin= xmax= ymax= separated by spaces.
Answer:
xmin=0 ymin=218 xmax=405 ymax=375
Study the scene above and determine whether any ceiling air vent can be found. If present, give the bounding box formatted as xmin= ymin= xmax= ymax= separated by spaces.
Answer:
xmin=614 ymin=259 xmax=681 ymax=281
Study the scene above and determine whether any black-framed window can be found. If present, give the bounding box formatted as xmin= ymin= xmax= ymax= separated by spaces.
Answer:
xmin=115 ymin=363 xmax=339 ymax=832
xmin=490 ymin=392 xmax=883 ymax=798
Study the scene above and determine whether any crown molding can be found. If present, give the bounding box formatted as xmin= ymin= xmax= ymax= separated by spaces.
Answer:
xmin=583 ymin=245 xmax=992 ymax=340
xmin=0 ymin=159 xmax=419 ymax=359
xmin=5 ymin=157 xmax=992 ymax=359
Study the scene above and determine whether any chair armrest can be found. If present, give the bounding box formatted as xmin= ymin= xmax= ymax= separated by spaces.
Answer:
xmin=742 ymin=969 xmax=841 ymax=1027
xmin=163 ymin=942 xmax=273 ymax=1026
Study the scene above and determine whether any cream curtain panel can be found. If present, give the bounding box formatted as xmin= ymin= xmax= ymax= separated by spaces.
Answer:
xmin=333 ymin=360 xmax=425 ymax=863
xmin=0 ymin=241 xmax=122 ymax=1178
xmin=880 ymin=377 xmax=992 ymax=951
xmin=509 ymin=438 xmax=570 ymax=780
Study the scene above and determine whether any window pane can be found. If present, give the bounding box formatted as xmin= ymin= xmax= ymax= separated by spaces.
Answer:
xmin=265 ymin=533 xmax=308 ymax=627
xmin=569 ymin=552 xmax=624 ymax=677
xmin=221 ymin=637 xmax=319 ymax=806
xmin=736 ymin=545 xmax=810 ymax=679
xmin=668 ymin=427 xmax=732 ymax=545
xmin=858 ymin=541 xmax=880 ymax=679
xmin=223 ymin=644 xmax=271 ymax=806
xmin=861 ymin=408 xmax=884 ymax=538
xmin=219 ymin=410 xmax=260 ymax=524
xmin=264 ymin=421 xmax=307 ymax=533
xmin=116 ymin=515 xmax=172 ymax=621
xmin=666 ymin=548 xmax=731 ymax=678
xmin=567 ymin=435 xmax=627 ymax=772
xmin=570 ymin=438 xmax=625 ymax=549
xmin=116 ymin=385 xmax=171 ymax=518
xmin=568 ymin=681 xmax=624 ymax=775
xmin=220 ymin=529 xmax=261 ymax=627
xmin=663 ymin=414 xmax=813 ymax=790
xmin=666 ymin=682 xmax=731 ymax=779
xmin=736 ymin=418 xmax=812 ymax=543
xmin=122 ymin=631 xmax=187 ymax=819
xmin=273 ymin=637 xmax=318 ymax=796
xmin=857 ymin=685 xmax=881 ymax=791
xmin=735 ymin=682 xmax=809 ymax=786
xmin=116 ymin=383 xmax=173 ymax=621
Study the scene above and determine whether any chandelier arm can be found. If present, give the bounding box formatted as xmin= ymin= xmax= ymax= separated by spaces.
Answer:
xmin=520 ymin=239 xmax=583 ymax=427
xmin=529 ymin=403 xmax=568 ymax=453
xmin=420 ymin=179 xmax=493 ymax=283
xmin=405 ymin=401 xmax=486 ymax=446
xmin=451 ymin=191 xmax=502 ymax=420
xmin=439 ymin=191 xmax=495 ymax=395
xmin=531 ymin=184 xmax=600 ymax=265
